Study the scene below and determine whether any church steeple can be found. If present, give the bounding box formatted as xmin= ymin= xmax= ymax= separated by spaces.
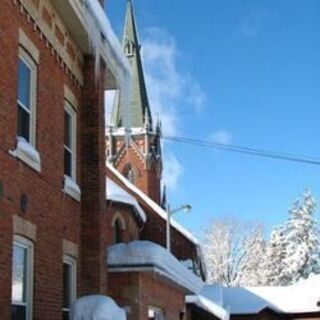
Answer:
xmin=111 ymin=0 xmax=152 ymax=129
xmin=107 ymin=0 xmax=162 ymax=205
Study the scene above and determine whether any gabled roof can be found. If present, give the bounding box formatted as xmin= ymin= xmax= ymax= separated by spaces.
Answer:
xmin=106 ymin=178 xmax=146 ymax=223
xmin=107 ymin=163 xmax=199 ymax=246
xmin=111 ymin=0 xmax=152 ymax=129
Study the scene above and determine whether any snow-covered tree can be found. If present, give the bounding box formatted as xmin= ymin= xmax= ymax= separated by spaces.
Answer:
xmin=282 ymin=190 xmax=319 ymax=284
xmin=262 ymin=226 xmax=287 ymax=285
xmin=203 ymin=217 xmax=267 ymax=287
xmin=264 ymin=190 xmax=319 ymax=286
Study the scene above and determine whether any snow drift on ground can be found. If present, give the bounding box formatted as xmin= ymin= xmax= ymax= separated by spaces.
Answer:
xmin=71 ymin=295 xmax=126 ymax=320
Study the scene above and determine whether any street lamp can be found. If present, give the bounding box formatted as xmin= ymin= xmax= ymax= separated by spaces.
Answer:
xmin=166 ymin=204 xmax=192 ymax=252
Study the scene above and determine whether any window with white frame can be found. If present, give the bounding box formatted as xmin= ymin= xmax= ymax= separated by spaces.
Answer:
xmin=11 ymin=235 xmax=34 ymax=320
xmin=62 ymin=255 xmax=77 ymax=320
xmin=64 ymin=102 xmax=77 ymax=180
xmin=17 ymin=48 xmax=37 ymax=145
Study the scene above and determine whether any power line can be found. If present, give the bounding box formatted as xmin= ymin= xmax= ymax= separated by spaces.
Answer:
xmin=162 ymin=135 xmax=320 ymax=166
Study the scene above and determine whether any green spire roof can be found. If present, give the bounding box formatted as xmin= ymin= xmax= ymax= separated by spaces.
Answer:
xmin=111 ymin=0 xmax=152 ymax=129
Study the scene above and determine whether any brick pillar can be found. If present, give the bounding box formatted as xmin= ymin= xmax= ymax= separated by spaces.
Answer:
xmin=80 ymin=56 xmax=107 ymax=296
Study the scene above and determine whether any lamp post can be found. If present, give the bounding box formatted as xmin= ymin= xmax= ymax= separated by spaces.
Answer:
xmin=166 ymin=204 xmax=192 ymax=252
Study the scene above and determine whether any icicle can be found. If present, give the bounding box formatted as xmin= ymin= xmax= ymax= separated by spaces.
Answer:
xmin=84 ymin=0 xmax=132 ymax=146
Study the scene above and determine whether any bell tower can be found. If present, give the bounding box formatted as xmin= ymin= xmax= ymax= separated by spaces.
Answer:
xmin=107 ymin=0 xmax=162 ymax=204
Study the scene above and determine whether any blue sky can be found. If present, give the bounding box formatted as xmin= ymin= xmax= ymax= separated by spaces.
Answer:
xmin=106 ymin=0 xmax=320 ymax=239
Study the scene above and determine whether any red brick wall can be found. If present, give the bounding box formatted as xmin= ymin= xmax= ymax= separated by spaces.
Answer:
xmin=0 ymin=1 xmax=107 ymax=319
xmin=108 ymin=271 xmax=186 ymax=320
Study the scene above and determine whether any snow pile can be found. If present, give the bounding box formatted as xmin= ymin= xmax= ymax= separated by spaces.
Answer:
xmin=107 ymin=163 xmax=199 ymax=246
xmin=71 ymin=295 xmax=126 ymax=320
xmin=107 ymin=241 xmax=204 ymax=293
xmin=186 ymin=295 xmax=229 ymax=320
xmin=200 ymin=285 xmax=320 ymax=315
xmin=84 ymin=0 xmax=131 ymax=136
xmin=107 ymin=178 xmax=146 ymax=223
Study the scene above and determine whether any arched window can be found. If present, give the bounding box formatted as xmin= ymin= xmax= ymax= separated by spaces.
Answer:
xmin=113 ymin=218 xmax=123 ymax=244
xmin=125 ymin=40 xmax=135 ymax=57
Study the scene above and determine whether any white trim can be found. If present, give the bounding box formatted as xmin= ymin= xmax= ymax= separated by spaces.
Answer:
xmin=9 ymin=136 xmax=41 ymax=172
xmin=64 ymin=85 xmax=78 ymax=111
xmin=18 ymin=29 xmax=40 ymax=64
xmin=64 ymin=101 xmax=77 ymax=181
xmin=63 ymin=255 xmax=77 ymax=316
xmin=12 ymin=235 xmax=34 ymax=320
xmin=18 ymin=47 xmax=37 ymax=147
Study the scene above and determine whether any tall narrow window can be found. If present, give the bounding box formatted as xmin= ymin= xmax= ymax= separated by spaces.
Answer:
xmin=17 ymin=50 xmax=36 ymax=145
xmin=11 ymin=236 xmax=34 ymax=320
xmin=64 ymin=103 xmax=77 ymax=180
xmin=113 ymin=218 xmax=123 ymax=244
xmin=63 ymin=256 xmax=77 ymax=320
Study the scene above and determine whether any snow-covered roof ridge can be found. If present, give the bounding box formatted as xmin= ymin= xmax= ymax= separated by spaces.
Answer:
xmin=107 ymin=241 xmax=204 ymax=294
xmin=186 ymin=295 xmax=229 ymax=320
xmin=107 ymin=163 xmax=199 ymax=245
xmin=107 ymin=178 xmax=146 ymax=223
xmin=71 ymin=295 xmax=126 ymax=320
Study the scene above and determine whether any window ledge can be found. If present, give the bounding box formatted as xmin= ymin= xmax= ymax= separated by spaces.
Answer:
xmin=9 ymin=137 xmax=41 ymax=172
xmin=63 ymin=176 xmax=81 ymax=202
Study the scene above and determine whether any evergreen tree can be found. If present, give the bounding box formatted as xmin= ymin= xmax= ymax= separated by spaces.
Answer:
xmin=282 ymin=190 xmax=319 ymax=284
xmin=264 ymin=190 xmax=319 ymax=285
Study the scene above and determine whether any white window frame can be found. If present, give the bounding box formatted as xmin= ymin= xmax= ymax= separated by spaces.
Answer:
xmin=9 ymin=47 xmax=41 ymax=172
xmin=62 ymin=255 xmax=77 ymax=317
xmin=63 ymin=101 xmax=81 ymax=201
xmin=64 ymin=101 xmax=77 ymax=181
xmin=17 ymin=47 xmax=37 ymax=147
xmin=12 ymin=235 xmax=34 ymax=320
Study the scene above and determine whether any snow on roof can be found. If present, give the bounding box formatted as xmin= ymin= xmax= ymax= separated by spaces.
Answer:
xmin=107 ymin=241 xmax=204 ymax=294
xmin=201 ymin=284 xmax=320 ymax=315
xmin=71 ymin=295 xmax=126 ymax=320
xmin=186 ymin=295 xmax=229 ymax=320
xmin=107 ymin=163 xmax=199 ymax=245
xmin=107 ymin=178 xmax=146 ymax=223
